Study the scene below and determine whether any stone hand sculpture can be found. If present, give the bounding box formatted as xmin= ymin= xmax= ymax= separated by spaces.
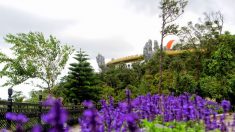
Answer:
xmin=96 ymin=54 xmax=105 ymax=69
xmin=143 ymin=39 xmax=153 ymax=61
xmin=154 ymin=40 xmax=159 ymax=51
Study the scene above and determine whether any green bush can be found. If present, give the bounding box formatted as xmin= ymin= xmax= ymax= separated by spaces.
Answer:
xmin=141 ymin=116 xmax=220 ymax=132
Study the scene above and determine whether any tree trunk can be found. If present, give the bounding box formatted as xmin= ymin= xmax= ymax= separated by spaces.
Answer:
xmin=159 ymin=14 xmax=165 ymax=94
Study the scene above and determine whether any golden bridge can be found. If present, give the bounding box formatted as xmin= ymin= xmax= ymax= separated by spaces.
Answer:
xmin=106 ymin=50 xmax=189 ymax=66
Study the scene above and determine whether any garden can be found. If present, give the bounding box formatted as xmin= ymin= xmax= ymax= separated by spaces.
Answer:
xmin=1 ymin=91 xmax=234 ymax=131
xmin=0 ymin=0 xmax=235 ymax=131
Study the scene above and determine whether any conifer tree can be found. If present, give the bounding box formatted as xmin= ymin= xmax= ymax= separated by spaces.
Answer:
xmin=64 ymin=49 xmax=98 ymax=103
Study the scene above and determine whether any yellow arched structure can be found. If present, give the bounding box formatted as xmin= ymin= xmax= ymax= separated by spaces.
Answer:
xmin=106 ymin=50 xmax=192 ymax=66
xmin=107 ymin=55 xmax=144 ymax=66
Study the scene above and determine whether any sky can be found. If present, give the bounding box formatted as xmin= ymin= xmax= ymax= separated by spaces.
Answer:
xmin=0 ymin=0 xmax=234 ymax=99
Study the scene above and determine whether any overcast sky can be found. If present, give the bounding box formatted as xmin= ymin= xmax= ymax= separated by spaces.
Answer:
xmin=0 ymin=0 xmax=234 ymax=99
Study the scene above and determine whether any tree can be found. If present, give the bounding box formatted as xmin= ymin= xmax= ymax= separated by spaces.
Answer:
xmin=200 ymin=76 xmax=224 ymax=101
xmin=63 ymin=49 xmax=99 ymax=103
xmin=200 ymin=33 xmax=235 ymax=101
xmin=177 ymin=11 xmax=225 ymax=95
xmin=178 ymin=11 xmax=224 ymax=52
xmin=103 ymin=64 xmax=141 ymax=95
xmin=158 ymin=0 xmax=188 ymax=93
xmin=25 ymin=89 xmax=50 ymax=103
xmin=0 ymin=32 xmax=74 ymax=91
xmin=99 ymin=85 xmax=115 ymax=101
xmin=12 ymin=91 xmax=25 ymax=102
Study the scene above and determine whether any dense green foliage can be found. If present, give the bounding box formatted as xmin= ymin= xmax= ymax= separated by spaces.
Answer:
xmin=141 ymin=116 xmax=208 ymax=132
xmin=97 ymin=21 xmax=235 ymax=105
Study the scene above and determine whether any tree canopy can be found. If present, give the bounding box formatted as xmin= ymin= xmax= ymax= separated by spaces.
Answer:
xmin=62 ymin=49 xmax=100 ymax=103
xmin=0 ymin=32 xmax=74 ymax=90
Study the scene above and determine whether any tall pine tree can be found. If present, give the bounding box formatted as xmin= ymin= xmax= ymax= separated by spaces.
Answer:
xmin=64 ymin=49 xmax=99 ymax=103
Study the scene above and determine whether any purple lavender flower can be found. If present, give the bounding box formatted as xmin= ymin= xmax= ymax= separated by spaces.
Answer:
xmin=232 ymin=114 xmax=235 ymax=131
xmin=125 ymin=89 xmax=132 ymax=113
xmin=0 ymin=129 xmax=8 ymax=132
xmin=83 ymin=100 xmax=94 ymax=108
xmin=80 ymin=93 xmax=232 ymax=131
xmin=100 ymin=99 xmax=113 ymax=132
xmin=5 ymin=112 xmax=17 ymax=121
xmin=218 ymin=114 xmax=228 ymax=132
xmin=221 ymin=100 xmax=230 ymax=113
xmin=80 ymin=100 xmax=104 ymax=132
xmin=220 ymin=121 xmax=228 ymax=132
xmin=43 ymin=95 xmax=56 ymax=106
xmin=17 ymin=113 xmax=28 ymax=123
xmin=125 ymin=113 xmax=140 ymax=132
xmin=42 ymin=96 xmax=68 ymax=132
xmin=5 ymin=112 xmax=28 ymax=132
xmin=31 ymin=125 xmax=43 ymax=132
